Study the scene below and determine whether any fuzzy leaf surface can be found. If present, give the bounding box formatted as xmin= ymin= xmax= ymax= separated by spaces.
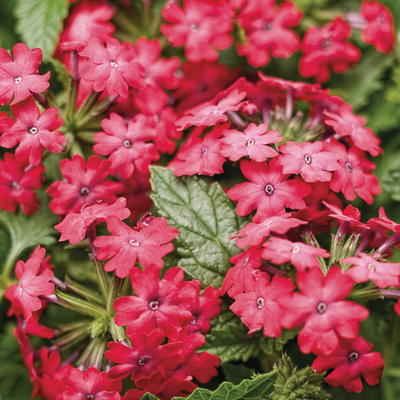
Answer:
xmin=150 ymin=166 xmax=247 ymax=288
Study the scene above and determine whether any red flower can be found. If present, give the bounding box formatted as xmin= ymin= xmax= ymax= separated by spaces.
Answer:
xmin=220 ymin=123 xmax=282 ymax=162
xmin=94 ymin=113 xmax=159 ymax=179
xmin=161 ymin=0 xmax=233 ymax=62
xmin=342 ymin=252 xmax=400 ymax=288
xmin=174 ymin=61 xmax=239 ymax=113
xmin=113 ymin=266 xmax=193 ymax=339
xmin=361 ymin=1 xmax=396 ymax=53
xmin=47 ymin=155 xmax=123 ymax=215
xmin=324 ymin=103 xmax=382 ymax=157
xmin=55 ymin=197 xmax=131 ymax=244
xmin=323 ymin=202 xmax=368 ymax=230
xmin=312 ymin=336 xmax=384 ymax=393
xmin=59 ymin=367 xmax=122 ymax=400
xmin=0 ymin=97 xmax=65 ymax=166
xmin=279 ymin=267 xmax=369 ymax=355
xmin=134 ymin=37 xmax=181 ymax=90
xmin=220 ymin=245 xmax=263 ymax=297
xmin=168 ymin=125 xmax=226 ymax=176
xmin=231 ymin=273 xmax=295 ymax=337
xmin=299 ymin=18 xmax=361 ymax=83
xmin=134 ymin=86 xmax=182 ymax=154
xmin=106 ymin=328 xmax=184 ymax=382
xmin=237 ymin=0 xmax=302 ymax=67
xmin=328 ymin=138 xmax=381 ymax=204
xmin=17 ymin=311 xmax=54 ymax=339
xmin=277 ymin=141 xmax=341 ymax=182
xmin=176 ymin=88 xmax=247 ymax=130
xmin=0 ymin=43 xmax=50 ymax=106
xmin=5 ymin=246 xmax=54 ymax=320
xmin=368 ymin=207 xmax=400 ymax=233
xmin=227 ymin=159 xmax=311 ymax=222
xmin=78 ymin=37 xmax=146 ymax=98
xmin=262 ymin=237 xmax=330 ymax=271
xmin=0 ymin=153 xmax=45 ymax=215
xmin=231 ymin=213 xmax=308 ymax=249
xmin=94 ymin=217 xmax=179 ymax=278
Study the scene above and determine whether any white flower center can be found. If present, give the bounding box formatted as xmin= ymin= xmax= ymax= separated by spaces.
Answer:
xmin=368 ymin=263 xmax=376 ymax=272
xmin=304 ymin=155 xmax=312 ymax=164
xmin=257 ymin=297 xmax=265 ymax=309
xmin=292 ymin=245 xmax=300 ymax=253
xmin=317 ymin=302 xmax=327 ymax=314
xmin=29 ymin=126 xmax=38 ymax=135
xmin=123 ymin=139 xmax=131 ymax=148
xmin=265 ymin=184 xmax=274 ymax=195
xmin=14 ymin=76 xmax=22 ymax=84
xmin=110 ymin=60 xmax=119 ymax=68
xmin=149 ymin=300 xmax=159 ymax=310
xmin=190 ymin=23 xmax=200 ymax=32
xmin=80 ymin=187 xmax=90 ymax=196
xmin=129 ymin=239 xmax=140 ymax=247
xmin=348 ymin=351 xmax=359 ymax=362
xmin=11 ymin=181 xmax=20 ymax=190
xmin=246 ymin=139 xmax=255 ymax=147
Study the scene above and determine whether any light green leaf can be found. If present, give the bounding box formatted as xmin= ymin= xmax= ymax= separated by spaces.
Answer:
xmin=150 ymin=166 xmax=248 ymax=288
xmin=381 ymin=167 xmax=400 ymax=201
xmin=15 ymin=0 xmax=69 ymax=61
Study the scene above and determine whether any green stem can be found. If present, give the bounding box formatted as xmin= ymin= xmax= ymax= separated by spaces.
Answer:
xmin=109 ymin=319 xmax=127 ymax=343
xmin=89 ymin=254 xmax=109 ymax=304
xmin=53 ymin=325 xmax=90 ymax=349
xmin=89 ymin=337 xmax=107 ymax=370
xmin=106 ymin=274 xmax=124 ymax=315
xmin=75 ymin=90 xmax=101 ymax=122
xmin=65 ymin=276 xmax=105 ymax=306
xmin=67 ymin=78 xmax=79 ymax=122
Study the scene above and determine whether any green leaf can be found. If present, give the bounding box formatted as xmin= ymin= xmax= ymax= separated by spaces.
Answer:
xmin=139 ymin=394 xmax=160 ymax=400
xmin=222 ymin=362 xmax=254 ymax=385
xmin=49 ymin=58 xmax=72 ymax=90
xmin=381 ymin=167 xmax=400 ymax=202
xmin=173 ymin=371 xmax=277 ymax=400
xmin=15 ymin=0 xmax=69 ymax=61
xmin=150 ymin=166 xmax=248 ymax=288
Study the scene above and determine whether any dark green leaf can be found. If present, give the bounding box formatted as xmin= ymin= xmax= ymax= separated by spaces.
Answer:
xmin=222 ymin=362 xmax=255 ymax=385
xmin=49 ymin=58 xmax=72 ymax=90
xmin=15 ymin=0 xmax=69 ymax=61
xmin=140 ymin=394 xmax=160 ymax=400
xmin=150 ymin=166 xmax=248 ymax=288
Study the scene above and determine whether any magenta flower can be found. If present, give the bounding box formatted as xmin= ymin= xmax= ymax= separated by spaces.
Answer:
xmin=5 ymin=246 xmax=54 ymax=321
xmin=78 ymin=37 xmax=146 ymax=98
xmin=59 ymin=367 xmax=122 ymax=400
xmin=368 ymin=207 xmax=400 ymax=233
xmin=113 ymin=266 xmax=193 ymax=339
xmin=94 ymin=113 xmax=159 ymax=179
xmin=312 ymin=336 xmax=384 ymax=393
xmin=227 ymin=158 xmax=311 ymax=222
xmin=0 ymin=153 xmax=45 ymax=215
xmin=54 ymin=197 xmax=131 ymax=244
xmin=220 ymin=123 xmax=282 ymax=162
xmin=0 ymin=43 xmax=50 ymax=106
xmin=231 ymin=274 xmax=295 ymax=337
xmin=94 ymin=217 xmax=179 ymax=278
xmin=277 ymin=141 xmax=341 ymax=182
xmin=106 ymin=328 xmax=184 ymax=382
xmin=47 ymin=155 xmax=123 ymax=215
xmin=262 ymin=237 xmax=330 ymax=271
xmin=0 ymin=97 xmax=65 ymax=166
xmin=342 ymin=252 xmax=400 ymax=288
xmin=279 ymin=267 xmax=369 ymax=356
xmin=324 ymin=103 xmax=382 ymax=157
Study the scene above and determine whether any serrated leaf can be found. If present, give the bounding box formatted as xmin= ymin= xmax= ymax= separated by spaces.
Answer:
xmin=172 ymin=371 xmax=277 ymax=400
xmin=222 ymin=362 xmax=254 ymax=385
xmin=15 ymin=0 xmax=69 ymax=61
xmin=140 ymin=394 xmax=159 ymax=400
xmin=202 ymin=323 xmax=260 ymax=364
xmin=150 ymin=166 xmax=248 ymax=288
xmin=258 ymin=328 xmax=301 ymax=355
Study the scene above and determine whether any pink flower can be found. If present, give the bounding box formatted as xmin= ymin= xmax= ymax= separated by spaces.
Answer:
xmin=5 ymin=246 xmax=54 ymax=321
xmin=277 ymin=141 xmax=341 ymax=182
xmin=324 ymin=103 xmax=382 ymax=157
xmin=94 ymin=217 xmax=179 ymax=278
xmin=0 ymin=153 xmax=45 ymax=215
xmin=279 ymin=267 xmax=369 ymax=355
xmin=94 ymin=113 xmax=159 ymax=179
xmin=312 ymin=336 xmax=384 ymax=393
xmin=47 ymin=155 xmax=123 ymax=215
xmin=227 ymin=158 xmax=311 ymax=222
xmin=78 ymin=37 xmax=146 ymax=98
xmin=113 ymin=266 xmax=193 ymax=339
xmin=231 ymin=213 xmax=308 ymax=249
xmin=161 ymin=0 xmax=233 ymax=62
xmin=328 ymin=138 xmax=381 ymax=204
xmin=262 ymin=237 xmax=330 ymax=271
xmin=220 ymin=245 xmax=263 ymax=297
xmin=342 ymin=252 xmax=400 ymax=288
xmin=0 ymin=43 xmax=50 ymax=106
xmin=220 ymin=123 xmax=282 ymax=162
xmin=368 ymin=207 xmax=400 ymax=233
xmin=59 ymin=367 xmax=122 ymax=400
xmin=0 ymin=97 xmax=65 ymax=166
xmin=168 ymin=125 xmax=226 ymax=176
xmin=106 ymin=328 xmax=184 ymax=382
xmin=361 ymin=1 xmax=396 ymax=53
xmin=176 ymin=88 xmax=247 ymax=130
xmin=231 ymin=273 xmax=295 ymax=337
xmin=134 ymin=37 xmax=181 ymax=90
xmin=237 ymin=0 xmax=302 ymax=67
xmin=54 ymin=197 xmax=131 ymax=244
xmin=323 ymin=202 xmax=368 ymax=230
xmin=299 ymin=18 xmax=361 ymax=83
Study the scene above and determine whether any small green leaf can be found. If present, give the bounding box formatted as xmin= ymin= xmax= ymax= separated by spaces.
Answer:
xmin=172 ymin=371 xmax=277 ymax=400
xmin=150 ymin=166 xmax=248 ymax=288
xmin=15 ymin=0 xmax=69 ymax=61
